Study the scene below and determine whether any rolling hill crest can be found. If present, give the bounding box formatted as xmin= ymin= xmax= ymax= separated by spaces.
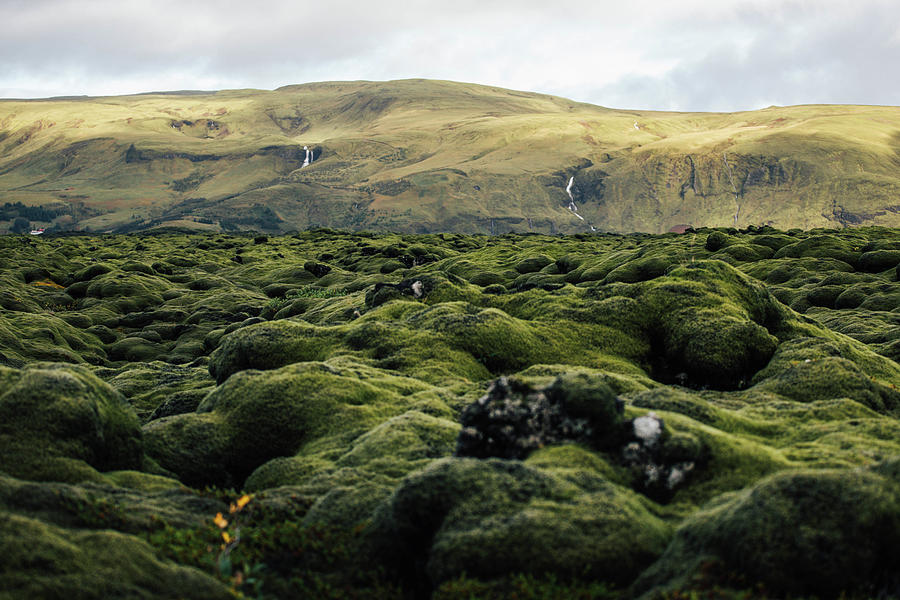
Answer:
xmin=1 ymin=79 xmax=899 ymax=234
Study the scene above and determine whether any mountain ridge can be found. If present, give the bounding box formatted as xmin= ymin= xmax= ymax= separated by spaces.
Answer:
xmin=1 ymin=78 xmax=899 ymax=234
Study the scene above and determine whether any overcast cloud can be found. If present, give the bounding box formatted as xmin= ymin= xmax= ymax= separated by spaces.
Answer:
xmin=1 ymin=0 xmax=898 ymax=111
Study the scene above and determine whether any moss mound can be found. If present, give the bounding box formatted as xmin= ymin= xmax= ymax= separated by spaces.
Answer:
xmin=634 ymin=465 xmax=900 ymax=598
xmin=370 ymin=456 xmax=671 ymax=590
xmin=208 ymin=320 xmax=340 ymax=383
xmin=0 ymin=363 xmax=143 ymax=482
xmin=625 ymin=260 xmax=785 ymax=389
xmin=146 ymin=359 xmax=435 ymax=488
xmin=0 ymin=511 xmax=231 ymax=599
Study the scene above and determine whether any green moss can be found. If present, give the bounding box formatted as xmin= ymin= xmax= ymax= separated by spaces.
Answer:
xmin=0 ymin=312 xmax=107 ymax=365
xmin=704 ymin=231 xmax=730 ymax=251
xmin=379 ymin=259 xmax=405 ymax=273
xmin=84 ymin=271 xmax=169 ymax=313
xmin=149 ymin=359 xmax=438 ymax=488
xmin=243 ymin=411 xmax=459 ymax=529
xmin=525 ymin=444 xmax=629 ymax=487
xmin=627 ymin=260 xmax=784 ymax=389
xmin=106 ymin=336 xmax=167 ymax=362
xmin=469 ymin=271 xmax=508 ymax=287
xmin=751 ymin=336 xmax=900 ymax=398
xmin=602 ymin=256 xmax=673 ymax=284
xmin=58 ymin=312 xmax=93 ymax=329
xmin=243 ymin=455 xmax=334 ymax=492
xmin=208 ymin=320 xmax=342 ymax=383
xmin=835 ymin=285 xmax=869 ymax=309
xmin=805 ymin=283 xmax=843 ymax=307
xmin=858 ymin=249 xmax=900 ymax=272
xmin=741 ymin=256 xmax=854 ymax=286
xmin=74 ymin=263 xmax=114 ymax=282
xmin=3 ymin=229 xmax=900 ymax=597
xmin=434 ymin=572 xmax=617 ymax=600
xmin=0 ymin=363 xmax=143 ymax=482
xmin=121 ymin=261 xmax=157 ymax=275
xmin=631 ymin=388 xmax=719 ymax=425
xmin=624 ymin=408 xmax=790 ymax=507
xmin=7 ymin=456 xmax=110 ymax=485
xmin=574 ymin=250 xmax=639 ymax=283
xmin=752 ymin=355 xmax=899 ymax=413
xmin=104 ymin=470 xmax=184 ymax=492
xmin=773 ymin=234 xmax=861 ymax=267
xmin=749 ymin=233 xmax=795 ymax=251
xmin=410 ymin=304 xmax=547 ymax=373
xmin=713 ymin=243 xmax=773 ymax=262
xmin=98 ymin=361 xmax=214 ymax=422
xmin=633 ymin=466 xmax=900 ymax=598
xmin=142 ymin=412 xmax=232 ymax=488
xmin=860 ymin=290 xmax=900 ymax=311
xmin=805 ymin=306 xmax=900 ymax=351
xmin=660 ymin=308 xmax=777 ymax=388
xmin=513 ymin=364 xmax=656 ymax=395
xmin=336 ymin=411 xmax=460 ymax=473
xmin=370 ymin=457 xmax=672 ymax=587
xmin=0 ymin=511 xmax=231 ymax=599
xmin=542 ymin=372 xmax=623 ymax=441
xmin=515 ymin=255 xmax=554 ymax=274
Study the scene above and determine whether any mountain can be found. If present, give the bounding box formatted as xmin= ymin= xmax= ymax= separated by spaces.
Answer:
xmin=1 ymin=79 xmax=900 ymax=234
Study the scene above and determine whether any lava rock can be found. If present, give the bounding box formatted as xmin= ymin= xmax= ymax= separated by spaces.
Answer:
xmin=455 ymin=375 xmax=624 ymax=459
xmin=303 ymin=261 xmax=332 ymax=278
xmin=621 ymin=412 xmax=707 ymax=501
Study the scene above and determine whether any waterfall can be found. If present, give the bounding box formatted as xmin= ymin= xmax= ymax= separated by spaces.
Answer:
xmin=565 ymin=176 xmax=582 ymax=218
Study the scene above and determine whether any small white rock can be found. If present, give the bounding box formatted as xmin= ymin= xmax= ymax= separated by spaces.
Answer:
xmin=633 ymin=412 xmax=662 ymax=445
xmin=644 ymin=464 xmax=661 ymax=483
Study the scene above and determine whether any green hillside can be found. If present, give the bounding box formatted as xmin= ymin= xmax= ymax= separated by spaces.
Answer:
xmin=2 ymin=79 xmax=900 ymax=234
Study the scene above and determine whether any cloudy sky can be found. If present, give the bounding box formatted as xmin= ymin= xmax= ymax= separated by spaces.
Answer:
xmin=1 ymin=0 xmax=898 ymax=111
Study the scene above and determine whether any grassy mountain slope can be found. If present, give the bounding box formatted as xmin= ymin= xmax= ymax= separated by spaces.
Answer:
xmin=1 ymin=79 xmax=900 ymax=234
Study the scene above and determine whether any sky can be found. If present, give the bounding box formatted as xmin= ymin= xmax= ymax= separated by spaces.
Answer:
xmin=1 ymin=0 xmax=898 ymax=111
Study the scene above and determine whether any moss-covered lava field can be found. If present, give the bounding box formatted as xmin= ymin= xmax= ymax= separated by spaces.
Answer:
xmin=2 ymin=226 xmax=900 ymax=599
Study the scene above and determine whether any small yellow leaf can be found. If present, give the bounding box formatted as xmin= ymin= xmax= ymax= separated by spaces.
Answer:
xmin=222 ymin=531 xmax=232 ymax=544
xmin=229 ymin=494 xmax=252 ymax=514
xmin=213 ymin=513 xmax=228 ymax=529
